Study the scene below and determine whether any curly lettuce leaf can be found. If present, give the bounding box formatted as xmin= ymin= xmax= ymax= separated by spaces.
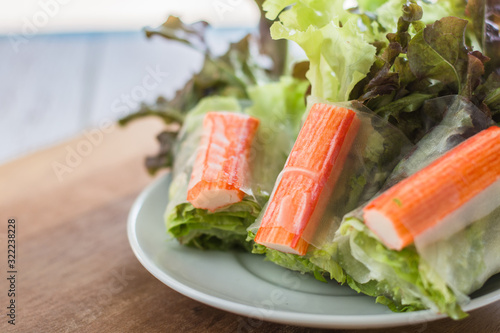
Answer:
xmin=265 ymin=1 xmax=494 ymax=143
xmin=167 ymin=200 xmax=260 ymax=251
xmin=348 ymin=2 xmax=494 ymax=141
xmin=249 ymin=232 xmax=332 ymax=282
xmin=334 ymin=201 xmax=500 ymax=319
xmin=266 ymin=0 xmax=376 ymax=102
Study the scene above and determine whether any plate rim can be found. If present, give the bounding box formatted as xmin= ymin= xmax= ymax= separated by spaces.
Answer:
xmin=127 ymin=173 xmax=500 ymax=329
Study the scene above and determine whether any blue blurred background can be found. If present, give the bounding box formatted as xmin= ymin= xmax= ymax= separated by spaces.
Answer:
xmin=0 ymin=0 xmax=259 ymax=163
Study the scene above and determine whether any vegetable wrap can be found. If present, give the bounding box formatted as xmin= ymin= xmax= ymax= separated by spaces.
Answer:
xmin=248 ymin=99 xmax=412 ymax=280
xmin=334 ymin=97 xmax=497 ymax=319
xmin=165 ymin=78 xmax=308 ymax=250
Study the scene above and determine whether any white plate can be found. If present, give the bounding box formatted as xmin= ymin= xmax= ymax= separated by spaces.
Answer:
xmin=127 ymin=173 xmax=500 ymax=329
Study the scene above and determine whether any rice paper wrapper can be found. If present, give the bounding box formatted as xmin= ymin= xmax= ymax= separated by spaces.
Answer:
xmin=385 ymin=95 xmax=494 ymax=187
xmin=416 ymin=206 xmax=500 ymax=304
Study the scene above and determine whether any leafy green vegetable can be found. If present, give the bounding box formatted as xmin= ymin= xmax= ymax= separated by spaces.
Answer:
xmin=335 ymin=217 xmax=467 ymax=319
xmin=144 ymin=16 xmax=210 ymax=53
xmin=465 ymin=0 xmax=500 ymax=74
xmin=265 ymin=0 xmax=497 ymax=142
xmin=250 ymin=233 xmax=331 ymax=282
xmin=267 ymin=0 xmax=376 ymax=102
xmin=167 ymin=200 xmax=260 ymax=251
xmin=385 ymin=95 xmax=494 ymax=186
xmin=123 ymin=0 xmax=500 ymax=319
xmin=333 ymin=193 xmax=500 ymax=319
xmin=145 ymin=130 xmax=178 ymax=175
xmin=344 ymin=2 xmax=494 ymax=141
xmin=408 ymin=17 xmax=469 ymax=92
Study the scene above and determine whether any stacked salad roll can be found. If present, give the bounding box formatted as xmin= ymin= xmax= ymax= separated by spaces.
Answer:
xmin=244 ymin=0 xmax=500 ymax=318
xmin=123 ymin=0 xmax=500 ymax=320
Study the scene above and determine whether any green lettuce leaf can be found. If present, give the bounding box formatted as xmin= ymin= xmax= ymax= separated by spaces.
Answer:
xmin=336 ymin=217 xmax=467 ymax=319
xmin=334 ymin=201 xmax=500 ymax=320
xmin=347 ymin=2 xmax=494 ymax=142
xmin=266 ymin=0 xmax=376 ymax=102
xmin=265 ymin=1 xmax=494 ymax=143
xmin=167 ymin=200 xmax=260 ymax=251
xmin=249 ymin=233 xmax=332 ymax=282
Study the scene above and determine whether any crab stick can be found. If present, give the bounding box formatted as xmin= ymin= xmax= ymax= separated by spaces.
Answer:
xmin=363 ymin=126 xmax=500 ymax=251
xmin=187 ymin=112 xmax=260 ymax=212
xmin=254 ymin=103 xmax=360 ymax=255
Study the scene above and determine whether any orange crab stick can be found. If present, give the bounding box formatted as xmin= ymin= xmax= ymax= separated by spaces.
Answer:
xmin=187 ymin=112 xmax=260 ymax=212
xmin=254 ymin=103 xmax=360 ymax=255
xmin=364 ymin=126 xmax=500 ymax=251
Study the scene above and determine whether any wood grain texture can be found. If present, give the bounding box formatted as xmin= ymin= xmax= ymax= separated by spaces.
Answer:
xmin=0 ymin=118 xmax=499 ymax=333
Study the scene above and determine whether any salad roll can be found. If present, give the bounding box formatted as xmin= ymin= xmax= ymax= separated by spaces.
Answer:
xmin=187 ymin=112 xmax=260 ymax=212
xmin=249 ymin=101 xmax=412 ymax=280
xmin=165 ymin=78 xmax=308 ymax=250
xmin=255 ymin=103 xmax=360 ymax=255
xmin=334 ymin=100 xmax=498 ymax=319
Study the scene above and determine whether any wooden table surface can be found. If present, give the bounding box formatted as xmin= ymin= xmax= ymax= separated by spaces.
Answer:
xmin=1 ymin=117 xmax=499 ymax=333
